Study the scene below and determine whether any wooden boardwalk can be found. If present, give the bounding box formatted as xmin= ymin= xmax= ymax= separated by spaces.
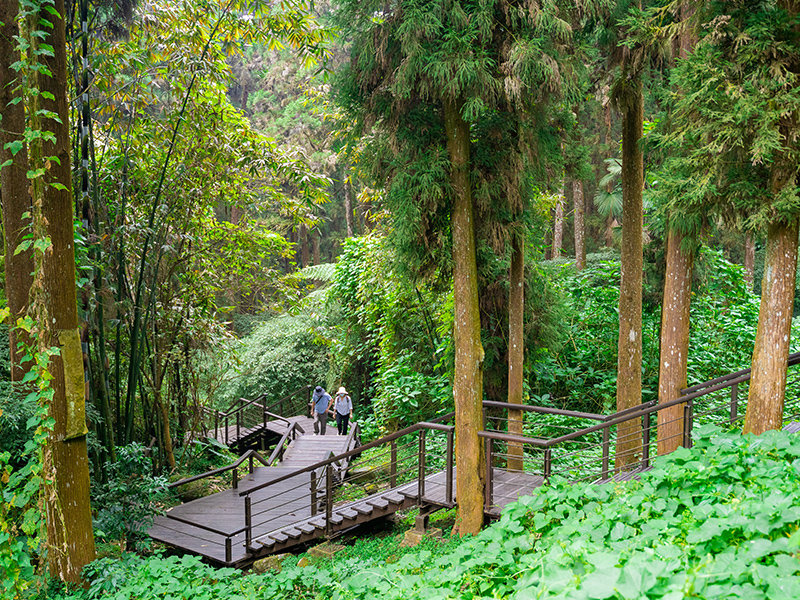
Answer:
xmin=149 ymin=425 xmax=360 ymax=567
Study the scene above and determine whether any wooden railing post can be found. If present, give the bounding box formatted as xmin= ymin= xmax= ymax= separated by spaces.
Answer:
xmin=484 ymin=437 xmax=493 ymax=510
xmin=325 ymin=464 xmax=333 ymax=537
xmin=417 ymin=430 xmax=426 ymax=501
xmin=683 ymin=401 xmax=693 ymax=448
xmin=390 ymin=440 xmax=397 ymax=489
xmin=730 ymin=382 xmax=738 ymax=424
xmin=543 ymin=448 xmax=552 ymax=483
xmin=601 ymin=425 xmax=610 ymax=480
xmin=310 ymin=471 xmax=317 ymax=516
xmin=232 ymin=465 xmax=238 ymax=489
xmin=642 ymin=411 xmax=651 ymax=469
xmin=245 ymin=496 xmax=252 ymax=550
xmin=225 ymin=537 xmax=232 ymax=563
xmin=249 ymin=454 xmax=254 ymax=474
xmin=445 ymin=428 xmax=454 ymax=505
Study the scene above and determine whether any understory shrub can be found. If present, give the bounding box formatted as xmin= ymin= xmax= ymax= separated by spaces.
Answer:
xmin=215 ymin=309 xmax=329 ymax=409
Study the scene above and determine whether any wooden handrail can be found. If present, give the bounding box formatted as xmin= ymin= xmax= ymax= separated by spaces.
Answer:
xmin=483 ymin=400 xmax=606 ymax=421
xmin=267 ymin=422 xmax=298 ymax=466
xmin=240 ymin=420 xmax=455 ymax=497
xmin=166 ymin=449 xmax=269 ymax=489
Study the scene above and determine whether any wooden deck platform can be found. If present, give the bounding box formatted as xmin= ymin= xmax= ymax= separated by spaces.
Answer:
xmin=149 ymin=427 xmax=359 ymax=567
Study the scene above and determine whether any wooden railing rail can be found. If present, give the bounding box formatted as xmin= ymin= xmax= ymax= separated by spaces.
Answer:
xmin=166 ymin=449 xmax=270 ymax=490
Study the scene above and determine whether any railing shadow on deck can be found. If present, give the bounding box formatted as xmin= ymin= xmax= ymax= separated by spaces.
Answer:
xmin=480 ymin=350 xmax=800 ymax=515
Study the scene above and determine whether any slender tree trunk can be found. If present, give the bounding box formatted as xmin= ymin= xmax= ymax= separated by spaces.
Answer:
xmin=744 ymin=218 xmax=799 ymax=435
xmin=744 ymin=232 xmax=755 ymax=289
xmin=39 ymin=0 xmax=96 ymax=581
xmin=507 ymin=234 xmax=524 ymax=471
xmin=344 ymin=176 xmax=354 ymax=237
xmin=312 ymin=230 xmax=321 ymax=265
xmin=615 ymin=83 xmax=644 ymax=470
xmin=1 ymin=2 xmax=34 ymax=381
xmin=657 ymin=229 xmax=693 ymax=455
xmin=300 ymin=224 xmax=310 ymax=268
xmin=444 ymin=97 xmax=485 ymax=535
xmin=552 ymin=189 xmax=565 ymax=259
xmin=573 ymin=180 xmax=585 ymax=270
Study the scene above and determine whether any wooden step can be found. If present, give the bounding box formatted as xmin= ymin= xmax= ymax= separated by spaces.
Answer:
xmin=255 ymin=536 xmax=275 ymax=548
xmin=309 ymin=517 xmax=326 ymax=529
xmin=298 ymin=523 xmax=316 ymax=535
xmin=384 ymin=492 xmax=405 ymax=505
xmin=399 ymin=489 xmax=418 ymax=500
xmin=270 ymin=532 xmax=288 ymax=544
xmin=338 ymin=508 xmax=358 ymax=520
xmin=352 ymin=503 xmax=373 ymax=516
xmin=366 ymin=497 xmax=389 ymax=510
xmin=283 ymin=528 xmax=302 ymax=540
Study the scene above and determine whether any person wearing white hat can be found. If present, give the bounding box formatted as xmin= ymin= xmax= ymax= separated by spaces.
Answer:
xmin=333 ymin=386 xmax=353 ymax=435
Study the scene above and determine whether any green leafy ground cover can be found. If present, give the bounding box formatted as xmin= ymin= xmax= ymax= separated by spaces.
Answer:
xmin=55 ymin=426 xmax=800 ymax=600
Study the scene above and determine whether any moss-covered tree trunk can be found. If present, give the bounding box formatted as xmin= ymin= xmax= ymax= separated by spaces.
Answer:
xmin=507 ymin=233 xmax=524 ymax=471
xmin=615 ymin=83 xmax=643 ymax=469
xmin=745 ymin=217 xmax=799 ymax=435
xmin=553 ymin=190 xmax=564 ymax=259
xmin=444 ymin=97 xmax=485 ymax=535
xmin=1 ymin=1 xmax=34 ymax=381
xmin=573 ymin=180 xmax=585 ymax=270
xmin=657 ymin=229 xmax=693 ymax=454
xmin=40 ymin=0 xmax=97 ymax=582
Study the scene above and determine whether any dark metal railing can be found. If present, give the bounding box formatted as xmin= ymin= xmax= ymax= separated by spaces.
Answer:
xmin=240 ymin=416 xmax=455 ymax=555
xmin=480 ymin=350 xmax=800 ymax=514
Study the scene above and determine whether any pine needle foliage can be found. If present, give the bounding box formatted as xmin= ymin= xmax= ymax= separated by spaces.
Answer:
xmin=656 ymin=0 xmax=800 ymax=230
xmin=334 ymin=0 xmax=576 ymax=280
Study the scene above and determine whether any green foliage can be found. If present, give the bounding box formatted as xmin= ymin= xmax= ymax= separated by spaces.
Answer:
xmin=217 ymin=310 xmax=329 ymax=408
xmin=656 ymin=0 xmax=800 ymax=229
xmin=532 ymin=254 xmax=661 ymax=414
xmin=59 ymin=428 xmax=800 ymax=600
xmin=533 ymin=246 xmax=779 ymax=414
xmin=92 ymin=443 xmax=169 ymax=550
xmin=0 ymin=398 xmax=50 ymax=600
xmin=326 ymin=234 xmax=450 ymax=433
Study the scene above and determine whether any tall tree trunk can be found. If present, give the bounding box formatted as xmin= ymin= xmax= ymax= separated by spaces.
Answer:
xmin=444 ymin=97 xmax=485 ymax=535
xmin=615 ymin=83 xmax=644 ymax=470
xmin=344 ymin=175 xmax=354 ymax=237
xmin=1 ymin=2 xmax=34 ymax=381
xmin=657 ymin=229 xmax=693 ymax=455
xmin=657 ymin=3 xmax=696 ymax=456
xmin=573 ymin=180 xmax=585 ymax=270
xmin=507 ymin=233 xmax=524 ymax=471
xmin=552 ymin=189 xmax=565 ymax=259
xmin=38 ymin=0 xmax=97 ymax=581
xmin=744 ymin=218 xmax=799 ymax=435
xmin=744 ymin=232 xmax=755 ymax=289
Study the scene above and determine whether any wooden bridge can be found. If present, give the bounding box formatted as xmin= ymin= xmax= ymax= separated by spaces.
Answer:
xmin=149 ymin=353 xmax=800 ymax=568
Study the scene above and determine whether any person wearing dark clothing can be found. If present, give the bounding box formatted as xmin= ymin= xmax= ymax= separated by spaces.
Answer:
xmin=333 ymin=386 xmax=353 ymax=435
xmin=311 ymin=386 xmax=332 ymax=435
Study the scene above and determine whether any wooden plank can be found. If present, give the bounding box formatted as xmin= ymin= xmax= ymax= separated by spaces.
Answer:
xmin=366 ymin=497 xmax=389 ymax=510
xmin=283 ymin=528 xmax=302 ymax=539
xmin=337 ymin=508 xmax=358 ymax=520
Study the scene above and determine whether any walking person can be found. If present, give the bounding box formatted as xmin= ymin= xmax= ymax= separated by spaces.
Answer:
xmin=311 ymin=386 xmax=332 ymax=435
xmin=333 ymin=387 xmax=353 ymax=435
